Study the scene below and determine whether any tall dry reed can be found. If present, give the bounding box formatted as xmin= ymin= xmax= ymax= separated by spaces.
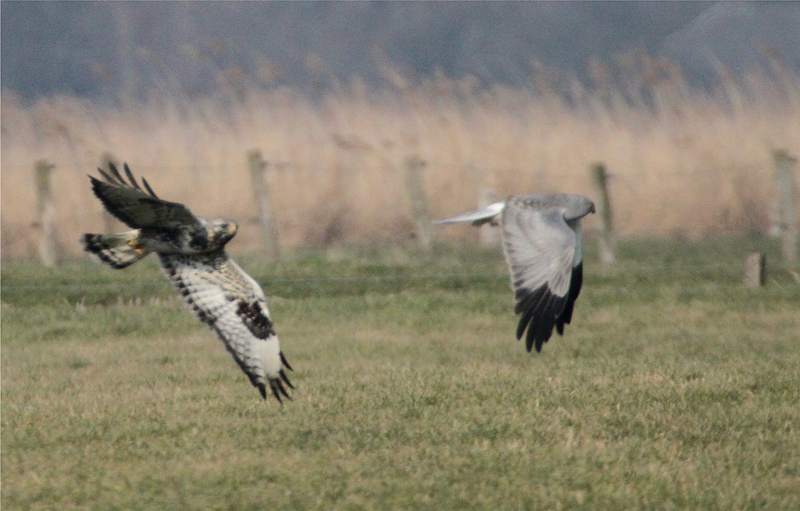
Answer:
xmin=2 ymin=56 xmax=799 ymax=259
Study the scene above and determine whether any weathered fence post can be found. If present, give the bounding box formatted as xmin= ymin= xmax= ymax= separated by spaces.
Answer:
xmin=774 ymin=149 xmax=798 ymax=266
xmin=591 ymin=162 xmax=616 ymax=264
xmin=744 ymin=252 xmax=766 ymax=288
xmin=404 ymin=155 xmax=434 ymax=252
xmin=474 ymin=165 xmax=500 ymax=246
xmin=248 ymin=150 xmax=280 ymax=262
xmin=478 ymin=186 xmax=500 ymax=246
xmin=34 ymin=160 xmax=58 ymax=268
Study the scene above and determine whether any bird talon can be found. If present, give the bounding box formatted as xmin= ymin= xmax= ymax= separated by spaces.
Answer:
xmin=85 ymin=163 xmax=292 ymax=403
xmin=127 ymin=240 xmax=146 ymax=254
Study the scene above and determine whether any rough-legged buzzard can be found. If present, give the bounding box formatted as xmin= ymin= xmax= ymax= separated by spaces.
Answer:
xmin=82 ymin=163 xmax=293 ymax=402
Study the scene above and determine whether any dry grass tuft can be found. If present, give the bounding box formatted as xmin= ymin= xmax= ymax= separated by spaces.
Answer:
xmin=2 ymin=58 xmax=799 ymax=258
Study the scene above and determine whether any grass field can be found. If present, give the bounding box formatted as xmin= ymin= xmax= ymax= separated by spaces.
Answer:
xmin=2 ymin=237 xmax=800 ymax=510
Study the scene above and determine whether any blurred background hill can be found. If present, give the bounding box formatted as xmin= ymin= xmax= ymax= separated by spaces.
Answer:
xmin=3 ymin=2 xmax=799 ymax=101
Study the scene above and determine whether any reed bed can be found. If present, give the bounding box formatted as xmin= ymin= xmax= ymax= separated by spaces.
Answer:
xmin=2 ymin=57 xmax=799 ymax=259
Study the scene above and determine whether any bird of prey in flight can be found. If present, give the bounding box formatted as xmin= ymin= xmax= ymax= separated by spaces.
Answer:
xmin=436 ymin=194 xmax=595 ymax=353
xmin=81 ymin=163 xmax=293 ymax=402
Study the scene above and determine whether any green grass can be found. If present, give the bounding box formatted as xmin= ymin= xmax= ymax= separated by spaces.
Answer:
xmin=3 ymin=237 xmax=800 ymax=510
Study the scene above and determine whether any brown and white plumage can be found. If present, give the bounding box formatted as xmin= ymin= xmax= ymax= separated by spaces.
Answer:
xmin=81 ymin=163 xmax=293 ymax=402
xmin=435 ymin=194 xmax=595 ymax=353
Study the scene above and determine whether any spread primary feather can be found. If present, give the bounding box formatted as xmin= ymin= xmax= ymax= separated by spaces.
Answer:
xmin=81 ymin=163 xmax=293 ymax=402
xmin=435 ymin=193 xmax=595 ymax=353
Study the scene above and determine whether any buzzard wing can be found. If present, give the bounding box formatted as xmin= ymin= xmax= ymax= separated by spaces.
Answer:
xmin=90 ymin=163 xmax=201 ymax=230
xmin=159 ymin=252 xmax=293 ymax=402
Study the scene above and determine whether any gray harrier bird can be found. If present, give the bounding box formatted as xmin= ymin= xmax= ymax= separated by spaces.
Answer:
xmin=435 ymin=194 xmax=595 ymax=353
xmin=81 ymin=163 xmax=293 ymax=402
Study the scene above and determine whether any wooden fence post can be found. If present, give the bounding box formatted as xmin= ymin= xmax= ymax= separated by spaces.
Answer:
xmin=247 ymin=150 xmax=280 ymax=262
xmin=34 ymin=160 xmax=58 ymax=268
xmin=774 ymin=149 xmax=797 ymax=266
xmin=471 ymin=164 xmax=499 ymax=246
xmin=478 ymin=186 xmax=500 ymax=246
xmin=744 ymin=252 xmax=766 ymax=288
xmin=591 ymin=162 xmax=616 ymax=264
xmin=404 ymin=156 xmax=434 ymax=252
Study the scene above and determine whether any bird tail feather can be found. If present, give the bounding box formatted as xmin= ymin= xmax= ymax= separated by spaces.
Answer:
xmin=81 ymin=230 xmax=149 ymax=269
xmin=433 ymin=202 xmax=506 ymax=226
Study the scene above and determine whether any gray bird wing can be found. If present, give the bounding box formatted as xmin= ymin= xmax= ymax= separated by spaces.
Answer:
xmin=501 ymin=201 xmax=583 ymax=353
xmin=90 ymin=163 xmax=201 ymax=230
xmin=159 ymin=252 xmax=293 ymax=402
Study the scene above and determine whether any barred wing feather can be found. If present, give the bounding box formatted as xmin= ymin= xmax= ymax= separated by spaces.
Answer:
xmin=159 ymin=252 xmax=293 ymax=402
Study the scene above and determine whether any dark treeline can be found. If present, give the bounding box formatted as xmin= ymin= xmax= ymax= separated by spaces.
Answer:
xmin=2 ymin=2 xmax=799 ymax=102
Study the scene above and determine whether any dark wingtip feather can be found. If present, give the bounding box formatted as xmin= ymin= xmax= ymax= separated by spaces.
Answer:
xmin=96 ymin=168 xmax=115 ymax=184
xmin=277 ymin=380 xmax=291 ymax=399
xmin=88 ymin=175 xmax=104 ymax=194
xmin=107 ymin=162 xmax=125 ymax=184
xmin=80 ymin=233 xmax=95 ymax=251
xmin=258 ymin=383 xmax=267 ymax=401
xmin=123 ymin=163 xmax=141 ymax=190
xmin=141 ymin=177 xmax=159 ymax=199
xmin=280 ymin=369 xmax=295 ymax=389
xmin=525 ymin=326 xmax=536 ymax=352
xmin=280 ymin=352 xmax=293 ymax=371
xmin=517 ymin=318 xmax=529 ymax=342
xmin=270 ymin=384 xmax=283 ymax=403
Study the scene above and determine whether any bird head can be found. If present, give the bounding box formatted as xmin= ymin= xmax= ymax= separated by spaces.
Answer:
xmin=562 ymin=195 xmax=596 ymax=221
xmin=208 ymin=219 xmax=239 ymax=247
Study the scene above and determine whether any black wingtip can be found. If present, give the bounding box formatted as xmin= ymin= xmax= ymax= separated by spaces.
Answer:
xmin=270 ymin=384 xmax=283 ymax=403
xmin=88 ymin=174 xmax=103 ymax=191
xmin=525 ymin=335 xmax=534 ymax=352
xmin=96 ymin=168 xmax=115 ymax=184
xmin=141 ymin=177 xmax=159 ymax=199
xmin=80 ymin=232 xmax=95 ymax=252
xmin=107 ymin=161 xmax=125 ymax=184
xmin=277 ymin=381 xmax=291 ymax=400
xmin=280 ymin=351 xmax=293 ymax=371
xmin=258 ymin=383 xmax=268 ymax=401
xmin=123 ymin=163 xmax=141 ymax=190
xmin=280 ymin=369 xmax=295 ymax=389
